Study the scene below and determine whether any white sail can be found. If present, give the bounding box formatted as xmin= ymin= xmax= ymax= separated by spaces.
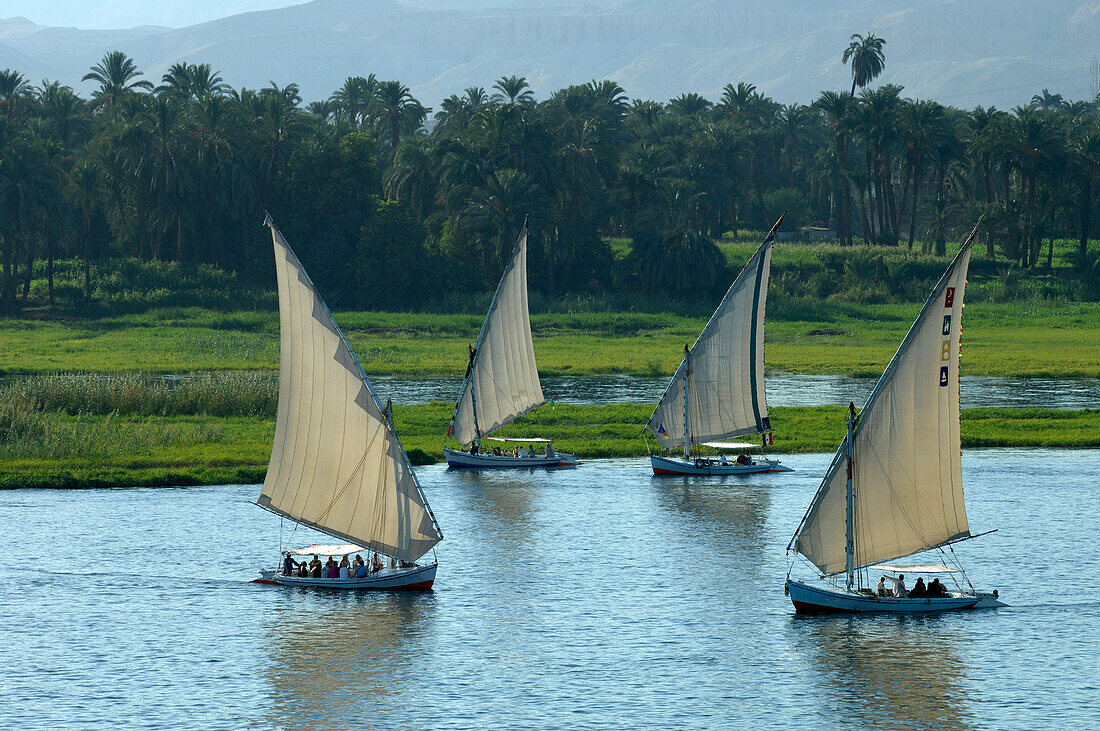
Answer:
xmin=448 ymin=223 xmax=544 ymax=446
xmin=791 ymin=241 xmax=973 ymax=575
xmin=646 ymin=234 xmax=774 ymax=450
xmin=257 ymin=220 xmax=442 ymax=563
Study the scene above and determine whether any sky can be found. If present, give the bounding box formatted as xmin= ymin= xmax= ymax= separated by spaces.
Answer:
xmin=0 ymin=1 xmax=305 ymax=28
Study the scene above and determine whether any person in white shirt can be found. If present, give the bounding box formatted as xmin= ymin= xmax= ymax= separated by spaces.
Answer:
xmin=876 ymin=576 xmax=887 ymax=596
xmin=517 ymin=446 xmax=529 ymax=457
xmin=886 ymin=574 xmax=907 ymax=598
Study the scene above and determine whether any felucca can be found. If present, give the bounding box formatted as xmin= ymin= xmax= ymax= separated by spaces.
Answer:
xmin=785 ymin=222 xmax=1005 ymax=613
xmin=645 ymin=214 xmax=791 ymax=475
xmin=443 ymin=216 xmax=577 ymax=468
xmin=254 ymin=215 xmax=443 ymax=589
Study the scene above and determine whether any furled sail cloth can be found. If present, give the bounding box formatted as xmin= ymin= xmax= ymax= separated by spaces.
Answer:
xmin=791 ymin=238 xmax=974 ymax=575
xmin=257 ymin=218 xmax=442 ymax=563
xmin=448 ymin=221 xmax=544 ymax=447
xmin=646 ymin=229 xmax=775 ymax=450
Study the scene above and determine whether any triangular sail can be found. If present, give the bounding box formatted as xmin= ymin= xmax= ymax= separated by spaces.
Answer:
xmin=258 ymin=219 xmax=442 ymax=563
xmin=790 ymin=238 xmax=975 ymax=575
xmin=646 ymin=227 xmax=775 ymax=450
xmin=448 ymin=221 xmax=544 ymax=447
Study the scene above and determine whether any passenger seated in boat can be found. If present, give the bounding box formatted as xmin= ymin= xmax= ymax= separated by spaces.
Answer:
xmin=545 ymin=443 xmax=556 ymax=458
xmin=876 ymin=576 xmax=887 ymax=596
xmin=371 ymin=552 xmax=384 ymax=573
xmin=492 ymin=446 xmax=502 ymax=456
xmin=309 ymin=555 xmax=323 ymax=577
xmin=282 ymin=554 xmax=298 ymax=576
xmin=324 ymin=557 xmax=338 ymax=578
xmin=339 ymin=555 xmax=351 ymax=579
xmin=719 ymin=455 xmax=729 ymax=466
xmin=928 ymin=578 xmax=947 ymax=598
xmin=736 ymin=453 xmax=751 ymax=465
xmin=909 ymin=577 xmax=928 ymax=598
xmin=518 ymin=446 xmax=529 ymax=457
xmin=886 ymin=574 xmax=907 ymax=597
xmin=512 ymin=447 xmax=519 ymax=457
xmin=470 ymin=443 xmax=479 ymax=456
xmin=297 ymin=562 xmax=309 ymax=578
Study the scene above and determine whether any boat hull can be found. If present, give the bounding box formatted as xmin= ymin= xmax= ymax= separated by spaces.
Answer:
xmin=786 ymin=579 xmax=1004 ymax=614
xmin=256 ymin=563 xmax=437 ymax=590
xmin=651 ymin=454 xmax=792 ymax=475
xmin=444 ymin=448 xmax=578 ymax=469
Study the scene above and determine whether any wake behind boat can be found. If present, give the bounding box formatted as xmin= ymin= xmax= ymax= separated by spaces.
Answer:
xmin=785 ymin=221 xmax=1005 ymax=614
xmin=644 ymin=214 xmax=790 ymax=476
xmin=444 ymin=216 xmax=577 ymax=469
xmin=253 ymin=216 xmax=443 ymax=590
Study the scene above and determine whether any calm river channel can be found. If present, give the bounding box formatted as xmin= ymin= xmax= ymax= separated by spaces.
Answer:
xmin=2 ymin=449 xmax=1098 ymax=729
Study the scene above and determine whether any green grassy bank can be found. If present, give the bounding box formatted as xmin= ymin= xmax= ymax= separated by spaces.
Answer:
xmin=2 ymin=300 xmax=1099 ymax=377
xmin=1 ymin=401 xmax=1096 ymax=489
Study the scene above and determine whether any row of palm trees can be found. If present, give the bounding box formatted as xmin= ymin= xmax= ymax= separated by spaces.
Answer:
xmin=1 ymin=49 xmax=1098 ymax=311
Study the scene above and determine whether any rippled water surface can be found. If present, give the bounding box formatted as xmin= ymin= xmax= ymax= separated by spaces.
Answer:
xmin=371 ymin=373 xmax=1100 ymax=409
xmin=2 ymin=450 xmax=1098 ymax=729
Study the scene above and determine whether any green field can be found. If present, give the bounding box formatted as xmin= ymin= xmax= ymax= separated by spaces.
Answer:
xmin=2 ymin=399 xmax=1096 ymax=489
xmin=2 ymin=301 xmax=1098 ymax=377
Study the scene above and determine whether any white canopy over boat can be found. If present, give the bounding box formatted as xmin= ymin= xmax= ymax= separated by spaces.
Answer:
xmin=286 ymin=544 xmax=365 ymax=557
xmin=790 ymin=238 xmax=974 ymax=577
xmin=485 ymin=437 xmax=552 ymax=443
xmin=870 ymin=563 xmax=958 ymax=574
xmin=701 ymin=441 xmax=758 ymax=450
xmin=257 ymin=217 xmax=442 ymax=564
xmin=646 ymin=219 xmax=778 ymax=454
xmin=448 ymin=218 xmax=545 ymax=447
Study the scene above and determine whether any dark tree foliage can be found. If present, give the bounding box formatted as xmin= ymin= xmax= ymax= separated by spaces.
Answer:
xmin=0 ymin=50 xmax=1099 ymax=314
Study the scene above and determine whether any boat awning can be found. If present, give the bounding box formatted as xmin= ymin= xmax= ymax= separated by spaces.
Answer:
xmin=702 ymin=441 xmax=757 ymax=450
xmin=286 ymin=544 xmax=365 ymax=557
xmin=869 ymin=563 xmax=958 ymax=574
xmin=486 ymin=437 xmax=552 ymax=443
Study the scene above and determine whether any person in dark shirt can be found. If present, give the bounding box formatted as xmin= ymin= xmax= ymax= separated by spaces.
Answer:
xmin=282 ymin=554 xmax=298 ymax=576
xmin=928 ymin=578 xmax=947 ymax=598
xmin=909 ymin=577 xmax=928 ymax=598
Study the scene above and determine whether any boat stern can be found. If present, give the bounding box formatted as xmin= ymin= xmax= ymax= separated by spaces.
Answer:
xmin=972 ymin=590 xmax=1007 ymax=609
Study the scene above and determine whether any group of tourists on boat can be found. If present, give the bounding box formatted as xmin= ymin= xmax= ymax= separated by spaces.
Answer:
xmin=281 ymin=552 xmax=412 ymax=579
xmin=875 ymin=574 xmax=951 ymax=599
xmin=467 ymin=442 xmax=557 ymax=459
xmin=692 ymin=453 xmax=753 ymax=468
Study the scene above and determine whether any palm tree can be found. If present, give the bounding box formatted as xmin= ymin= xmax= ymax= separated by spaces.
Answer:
xmin=966 ymin=106 xmax=1006 ymax=256
xmin=842 ymin=33 xmax=887 ymax=95
xmin=995 ymin=108 xmax=1063 ymax=266
xmin=1069 ymin=121 xmax=1100 ymax=257
xmin=38 ymin=80 xmax=90 ymax=147
xmin=899 ymin=99 xmax=949 ymax=247
xmin=67 ymin=160 xmax=101 ymax=301
xmin=82 ymin=51 xmax=153 ymax=109
xmin=0 ymin=69 xmax=33 ymax=115
xmin=492 ymin=75 xmax=534 ymax=106
xmin=815 ymin=90 xmax=855 ymax=244
xmin=330 ymin=75 xmax=377 ymax=128
xmin=374 ymin=80 xmax=427 ymax=152
xmin=1030 ymin=89 xmax=1066 ymax=111
xmin=668 ymin=93 xmax=712 ymax=117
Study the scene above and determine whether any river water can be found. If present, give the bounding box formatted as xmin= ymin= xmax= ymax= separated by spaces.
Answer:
xmin=372 ymin=374 xmax=1100 ymax=409
xmin=2 ymin=449 xmax=1098 ymax=729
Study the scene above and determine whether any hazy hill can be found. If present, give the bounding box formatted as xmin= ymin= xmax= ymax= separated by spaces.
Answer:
xmin=1 ymin=0 xmax=1095 ymax=107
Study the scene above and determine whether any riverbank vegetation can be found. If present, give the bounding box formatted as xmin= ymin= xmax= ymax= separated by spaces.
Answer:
xmin=2 ymin=48 xmax=1100 ymax=319
xmin=2 ymin=298 xmax=1097 ymax=377
xmin=1 ymin=376 xmax=1097 ymax=488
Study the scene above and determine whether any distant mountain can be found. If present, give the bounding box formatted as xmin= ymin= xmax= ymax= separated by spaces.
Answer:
xmin=1 ymin=0 xmax=1095 ymax=108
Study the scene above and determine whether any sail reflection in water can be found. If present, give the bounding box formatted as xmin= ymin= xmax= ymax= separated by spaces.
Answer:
xmin=788 ymin=616 xmax=976 ymax=729
xmin=262 ymin=593 xmax=435 ymax=730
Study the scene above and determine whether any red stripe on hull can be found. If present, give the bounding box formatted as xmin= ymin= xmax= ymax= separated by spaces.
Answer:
xmin=652 ymin=467 xmax=681 ymax=475
xmin=791 ymin=599 xmax=845 ymax=615
xmin=398 ymin=579 xmax=435 ymax=590
xmin=251 ymin=579 xmax=280 ymax=585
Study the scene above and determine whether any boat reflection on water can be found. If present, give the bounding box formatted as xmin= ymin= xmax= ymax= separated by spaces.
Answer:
xmin=788 ymin=615 xmax=975 ymax=729
xmin=261 ymin=592 xmax=435 ymax=730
